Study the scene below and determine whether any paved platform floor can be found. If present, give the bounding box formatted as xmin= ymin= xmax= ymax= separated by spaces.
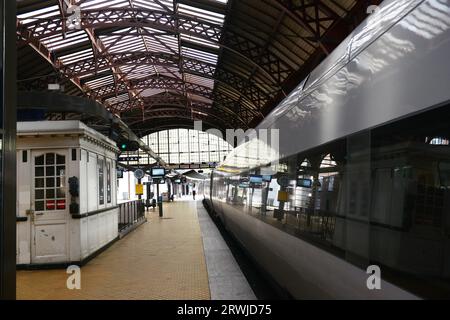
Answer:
xmin=17 ymin=199 xmax=256 ymax=300
xmin=197 ymin=202 xmax=256 ymax=300
xmin=17 ymin=200 xmax=210 ymax=300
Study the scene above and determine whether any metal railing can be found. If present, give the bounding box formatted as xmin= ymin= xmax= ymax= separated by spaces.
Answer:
xmin=118 ymin=200 xmax=145 ymax=232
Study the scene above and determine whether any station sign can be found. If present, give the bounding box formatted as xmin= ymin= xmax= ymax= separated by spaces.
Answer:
xmin=151 ymin=167 xmax=165 ymax=178
xmin=277 ymin=191 xmax=289 ymax=202
xmin=135 ymin=184 xmax=144 ymax=195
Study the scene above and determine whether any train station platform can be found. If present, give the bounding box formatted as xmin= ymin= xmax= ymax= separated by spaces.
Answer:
xmin=16 ymin=199 xmax=255 ymax=300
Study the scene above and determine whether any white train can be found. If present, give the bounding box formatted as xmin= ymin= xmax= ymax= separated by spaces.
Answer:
xmin=204 ymin=0 xmax=450 ymax=299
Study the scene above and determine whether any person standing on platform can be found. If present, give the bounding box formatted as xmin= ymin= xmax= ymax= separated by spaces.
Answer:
xmin=192 ymin=190 xmax=196 ymax=200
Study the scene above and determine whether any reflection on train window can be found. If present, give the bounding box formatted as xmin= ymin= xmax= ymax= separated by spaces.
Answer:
xmin=34 ymin=153 xmax=66 ymax=211
xmin=428 ymin=136 xmax=449 ymax=145
xmin=438 ymin=161 xmax=450 ymax=188
xmin=212 ymin=105 xmax=450 ymax=298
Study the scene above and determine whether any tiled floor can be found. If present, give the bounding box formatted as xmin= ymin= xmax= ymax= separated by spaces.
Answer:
xmin=17 ymin=200 xmax=210 ymax=300
xmin=197 ymin=202 xmax=256 ymax=300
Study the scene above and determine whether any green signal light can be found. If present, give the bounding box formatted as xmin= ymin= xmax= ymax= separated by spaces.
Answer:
xmin=118 ymin=140 xmax=139 ymax=152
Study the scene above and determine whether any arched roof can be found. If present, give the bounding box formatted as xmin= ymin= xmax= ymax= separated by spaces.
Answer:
xmin=17 ymin=0 xmax=376 ymax=135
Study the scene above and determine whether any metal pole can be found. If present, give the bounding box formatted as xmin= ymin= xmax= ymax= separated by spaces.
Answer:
xmin=146 ymin=182 xmax=151 ymax=210
xmin=138 ymin=178 xmax=142 ymax=200
xmin=127 ymin=170 xmax=131 ymax=200
xmin=0 ymin=0 xmax=17 ymax=300
xmin=157 ymin=181 xmax=163 ymax=217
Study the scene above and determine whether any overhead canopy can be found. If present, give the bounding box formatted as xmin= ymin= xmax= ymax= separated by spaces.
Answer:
xmin=17 ymin=0 xmax=375 ymax=136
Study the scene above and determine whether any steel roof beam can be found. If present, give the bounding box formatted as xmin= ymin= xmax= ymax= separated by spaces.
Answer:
xmin=112 ymin=92 xmax=247 ymax=127
xmin=17 ymin=21 xmax=84 ymax=91
xmin=59 ymin=51 xmax=271 ymax=109
xmin=89 ymin=73 xmax=262 ymax=117
xmin=19 ymin=7 xmax=283 ymax=86
xmin=123 ymin=107 xmax=235 ymax=128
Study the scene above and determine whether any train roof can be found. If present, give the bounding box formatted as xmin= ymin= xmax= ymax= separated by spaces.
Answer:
xmin=218 ymin=0 xmax=450 ymax=173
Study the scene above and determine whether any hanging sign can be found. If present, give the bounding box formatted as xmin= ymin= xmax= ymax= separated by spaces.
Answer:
xmin=135 ymin=184 xmax=144 ymax=195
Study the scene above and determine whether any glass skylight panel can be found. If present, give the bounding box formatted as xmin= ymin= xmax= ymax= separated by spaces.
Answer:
xmin=145 ymin=35 xmax=179 ymax=54
xmin=101 ymin=35 xmax=146 ymax=53
xmin=180 ymin=34 xmax=219 ymax=49
xmin=41 ymin=30 xmax=86 ymax=43
xmin=42 ymin=31 xmax=89 ymax=51
xmin=181 ymin=47 xmax=218 ymax=65
xmin=156 ymin=66 xmax=181 ymax=78
xmin=78 ymin=72 xmax=98 ymax=79
xmin=59 ymin=48 xmax=94 ymax=65
xmin=178 ymin=4 xmax=225 ymax=25
xmin=18 ymin=0 xmax=230 ymax=115
xmin=80 ymin=0 xmax=130 ymax=10
xmin=112 ymin=42 xmax=146 ymax=54
xmin=188 ymin=94 xmax=213 ymax=105
xmin=105 ymin=93 xmax=130 ymax=105
xmin=185 ymin=73 xmax=214 ymax=89
xmin=18 ymin=5 xmax=60 ymax=24
xmin=105 ymin=28 xmax=140 ymax=37
xmin=140 ymin=89 xmax=166 ymax=97
xmin=85 ymin=75 xmax=115 ymax=90
xmin=133 ymin=0 xmax=174 ymax=11
xmin=126 ymin=65 xmax=158 ymax=79
xmin=140 ymin=27 xmax=170 ymax=36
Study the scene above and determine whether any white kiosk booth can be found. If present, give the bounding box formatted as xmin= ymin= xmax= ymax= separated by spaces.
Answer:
xmin=16 ymin=121 xmax=120 ymax=267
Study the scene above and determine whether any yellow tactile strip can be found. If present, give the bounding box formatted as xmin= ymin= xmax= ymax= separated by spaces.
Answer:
xmin=17 ymin=200 xmax=211 ymax=300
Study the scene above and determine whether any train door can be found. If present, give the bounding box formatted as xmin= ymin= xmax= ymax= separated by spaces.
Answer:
xmin=30 ymin=150 xmax=69 ymax=264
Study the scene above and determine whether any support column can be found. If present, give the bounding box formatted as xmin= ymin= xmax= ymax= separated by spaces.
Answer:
xmin=0 ymin=0 xmax=17 ymax=300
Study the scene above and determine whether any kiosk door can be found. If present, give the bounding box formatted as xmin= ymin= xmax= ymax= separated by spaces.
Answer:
xmin=30 ymin=150 xmax=69 ymax=264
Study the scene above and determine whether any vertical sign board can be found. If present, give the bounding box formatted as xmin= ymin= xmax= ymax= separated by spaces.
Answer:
xmin=135 ymin=184 xmax=144 ymax=196
xmin=0 ymin=0 xmax=17 ymax=300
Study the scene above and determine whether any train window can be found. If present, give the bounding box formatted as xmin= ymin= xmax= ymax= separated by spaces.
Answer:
xmin=428 ymin=137 xmax=450 ymax=145
xmin=438 ymin=161 xmax=450 ymax=188
xmin=34 ymin=153 xmax=66 ymax=211
xmin=320 ymin=154 xmax=337 ymax=169
xmin=98 ymin=158 xmax=105 ymax=205
xmin=211 ymin=102 xmax=450 ymax=298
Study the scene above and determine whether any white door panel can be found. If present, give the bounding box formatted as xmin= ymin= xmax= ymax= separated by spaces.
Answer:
xmin=31 ymin=150 xmax=69 ymax=264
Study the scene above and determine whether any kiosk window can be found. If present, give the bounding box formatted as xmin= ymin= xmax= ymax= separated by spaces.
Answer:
xmin=107 ymin=162 xmax=111 ymax=203
xmin=34 ymin=153 xmax=66 ymax=211
xmin=98 ymin=158 xmax=105 ymax=205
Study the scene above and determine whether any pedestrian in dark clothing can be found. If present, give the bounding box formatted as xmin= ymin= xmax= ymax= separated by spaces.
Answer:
xmin=193 ymin=190 xmax=196 ymax=200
